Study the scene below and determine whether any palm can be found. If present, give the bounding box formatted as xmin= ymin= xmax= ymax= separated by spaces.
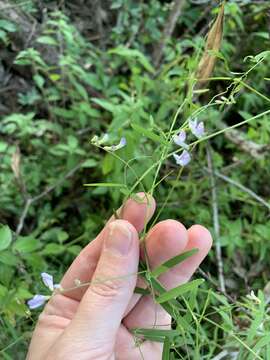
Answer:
xmin=27 ymin=194 xmax=211 ymax=360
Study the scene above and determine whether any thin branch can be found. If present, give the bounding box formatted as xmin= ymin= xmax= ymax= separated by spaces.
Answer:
xmin=211 ymin=350 xmax=239 ymax=360
xmin=153 ymin=0 xmax=185 ymax=67
xmin=0 ymin=1 xmax=31 ymax=11
xmin=211 ymin=170 xmax=270 ymax=212
xmin=16 ymin=163 xmax=82 ymax=235
xmin=207 ymin=145 xmax=226 ymax=293
xmin=32 ymin=163 xmax=82 ymax=203
xmin=16 ymin=198 xmax=32 ymax=235
xmin=219 ymin=120 xmax=269 ymax=159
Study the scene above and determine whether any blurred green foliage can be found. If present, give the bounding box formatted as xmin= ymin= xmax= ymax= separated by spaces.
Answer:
xmin=1 ymin=0 xmax=270 ymax=358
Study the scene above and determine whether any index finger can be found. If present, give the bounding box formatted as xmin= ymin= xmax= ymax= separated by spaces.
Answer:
xmin=60 ymin=193 xmax=156 ymax=301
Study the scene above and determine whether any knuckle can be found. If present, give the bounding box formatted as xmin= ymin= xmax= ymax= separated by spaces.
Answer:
xmin=90 ymin=278 xmax=124 ymax=299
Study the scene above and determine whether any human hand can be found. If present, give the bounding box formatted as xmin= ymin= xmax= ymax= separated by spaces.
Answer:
xmin=27 ymin=193 xmax=212 ymax=360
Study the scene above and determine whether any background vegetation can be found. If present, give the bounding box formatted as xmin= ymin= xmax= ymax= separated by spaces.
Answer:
xmin=0 ymin=0 xmax=270 ymax=359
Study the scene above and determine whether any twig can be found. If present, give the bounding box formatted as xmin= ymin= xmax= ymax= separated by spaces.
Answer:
xmin=210 ymin=170 xmax=270 ymax=212
xmin=207 ymin=145 xmax=226 ymax=293
xmin=219 ymin=120 xmax=269 ymax=159
xmin=16 ymin=163 xmax=82 ymax=235
xmin=153 ymin=0 xmax=185 ymax=67
xmin=0 ymin=1 xmax=33 ymax=35
xmin=0 ymin=1 xmax=31 ymax=10
xmin=33 ymin=163 xmax=82 ymax=202
xmin=25 ymin=19 xmax=37 ymax=47
xmin=211 ymin=350 xmax=239 ymax=360
xmin=219 ymin=85 xmax=270 ymax=159
xmin=16 ymin=198 xmax=32 ymax=235
xmin=197 ymin=267 xmax=251 ymax=317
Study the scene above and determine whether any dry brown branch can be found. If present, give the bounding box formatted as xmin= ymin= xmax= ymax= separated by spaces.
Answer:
xmin=211 ymin=170 xmax=270 ymax=212
xmin=16 ymin=162 xmax=82 ymax=235
xmin=0 ymin=1 xmax=35 ymax=45
xmin=207 ymin=145 xmax=226 ymax=293
xmin=153 ymin=0 xmax=185 ymax=67
xmin=221 ymin=122 xmax=269 ymax=159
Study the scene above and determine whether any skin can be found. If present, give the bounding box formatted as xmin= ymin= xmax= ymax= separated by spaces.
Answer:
xmin=27 ymin=193 xmax=212 ymax=360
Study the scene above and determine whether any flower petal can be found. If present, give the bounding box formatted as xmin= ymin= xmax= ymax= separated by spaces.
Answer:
xmin=41 ymin=272 xmax=54 ymax=291
xmin=118 ymin=137 xmax=126 ymax=148
xmin=173 ymin=130 xmax=187 ymax=147
xmin=196 ymin=121 xmax=205 ymax=138
xmin=27 ymin=294 xmax=47 ymax=309
xmin=173 ymin=150 xmax=191 ymax=166
xmin=189 ymin=118 xmax=205 ymax=139
xmin=99 ymin=133 xmax=109 ymax=144
xmin=104 ymin=137 xmax=127 ymax=151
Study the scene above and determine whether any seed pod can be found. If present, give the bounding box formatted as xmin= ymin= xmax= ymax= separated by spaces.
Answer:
xmin=11 ymin=146 xmax=21 ymax=180
xmin=195 ymin=3 xmax=225 ymax=89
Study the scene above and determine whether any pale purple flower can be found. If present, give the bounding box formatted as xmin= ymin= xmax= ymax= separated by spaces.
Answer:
xmin=173 ymin=130 xmax=188 ymax=149
xmin=104 ymin=137 xmax=126 ymax=151
xmin=41 ymin=272 xmax=54 ymax=291
xmin=173 ymin=150 xmax=191 ymax=166
xmin=99 ymin=133 xmax=109 ymax=144
xmin=189 ymin=118 xmax=205 ymax=139
xmin=27 ymin=294 xmax=47 ymax=309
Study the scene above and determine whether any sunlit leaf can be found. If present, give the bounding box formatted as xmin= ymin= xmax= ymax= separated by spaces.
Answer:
xmin=0 ymin=225 xmax=12 ymax=251
xmin=156 ymin=279 xmax=204 ymax=303
xmin=151 ymin=248 xmax=198 ymax=278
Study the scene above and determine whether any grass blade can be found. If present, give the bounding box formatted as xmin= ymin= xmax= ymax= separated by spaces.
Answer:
xmin=151 ymin=248 xmax=198 ymax=278
xmin=150 ymin=278 xmax=180 ymax=318
xmin=156 ymin=279 xmax=204 ymax=304
xmin=162 ymin=337 xmax=170 ymax=360
xmin=133 ymin=328 xmax=179 ymax=342
xmin=134 ymin=286 xmax=150 ymax=295
xmin=84 ymin=182 xmax=127 ymax=188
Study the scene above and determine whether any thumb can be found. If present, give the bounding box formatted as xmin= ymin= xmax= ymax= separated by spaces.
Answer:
xmin=65 ymin=220 xmax=139 ymax=354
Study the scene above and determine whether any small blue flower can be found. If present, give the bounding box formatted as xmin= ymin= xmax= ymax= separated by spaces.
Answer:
xmin=173 ymin=150 xmax=191 ymax=166
xmin=91 ymin=133 xmax=109 ymax=146
xmin=173 ymin=130 xmax=188 ymax=149
xmin=27 ymin=295 xmax=48 ymax=309
xmin=104 ymin=137 xmax=126 ymax=151
xmin=41 ymin=272 xmax=54 ymax=291
xmin=189 ymin=118 xmax=205 ymax=139
xmin=41 ymin=272 xmax=60 ymax=291
xmin=27 ymin=272 xmax=61 ymax=310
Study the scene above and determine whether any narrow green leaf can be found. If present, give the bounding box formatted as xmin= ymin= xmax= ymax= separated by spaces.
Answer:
xmin=0 ymin=20 xmax=17 ymax=32
xmin=151 ymin=248 xmax=198 ymax=278
xmin=0 ymin=225 xmax=12 ymax=251
xmin=133 ymin=328 xmax=179 ymax=342
xmin=162 ymin=337 xmax=171 ymax=360
xmin=156 ymin=279 xmax=205 ymax=304
xmin=150 ymin=278 xmax=180 ymax=318
xmin=134 ymin=286 xmax=150 ymax=296
xmin=131 ymin=124 xmax=167 ymax=145
xmin=92 ymin=98 xmax=116 ymax=113
xmin=253 ymin=334 xmax=270 ymax=353
xmin=84 ymin=183 xmax=127 ymax=188
xmin=37 ymin=35 xmax=57 ymax=45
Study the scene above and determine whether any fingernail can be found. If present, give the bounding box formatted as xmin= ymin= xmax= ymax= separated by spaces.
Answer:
xmin=105 ymin=222 xmax=133 ymax=255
